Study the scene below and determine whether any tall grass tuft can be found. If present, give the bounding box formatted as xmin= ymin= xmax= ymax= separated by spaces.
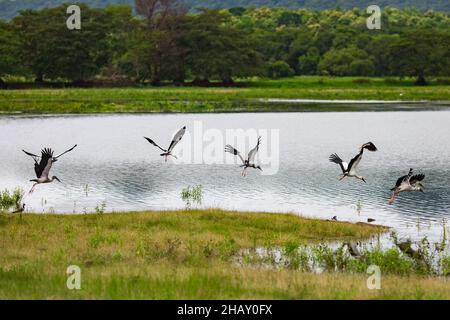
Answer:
xmin=180 ymin=185 xmax=203 ymax=210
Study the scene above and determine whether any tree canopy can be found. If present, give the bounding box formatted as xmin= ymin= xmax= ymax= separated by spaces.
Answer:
xmin=0 ymin=2 xmax=448 ymax=85
xmin=1 ymin=0 xmax=450 ymax=20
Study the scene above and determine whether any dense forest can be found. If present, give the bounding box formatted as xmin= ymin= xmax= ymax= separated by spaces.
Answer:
xmin=0 ymin=1 xmax=449 ymax=87
xmin=0 ymin=0 xmax=449 ymax=20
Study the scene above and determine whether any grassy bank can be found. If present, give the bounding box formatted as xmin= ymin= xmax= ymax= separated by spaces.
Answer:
xmin=1 ymin=209 xmax=449 ymax=299
xmin=0 ymin=77 xmax=449 ymax=114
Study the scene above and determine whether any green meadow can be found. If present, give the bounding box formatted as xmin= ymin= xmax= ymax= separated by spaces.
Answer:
xmin=1 ymin=209 xmax=449 ymax=299
xmin=0 ymin=77 xmax=449 ymax=114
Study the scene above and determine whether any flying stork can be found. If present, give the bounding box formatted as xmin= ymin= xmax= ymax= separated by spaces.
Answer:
xmin=22 ymin=145 xmax=77 ymax=194
xmin=225 ymin=136 xmax=262 ymax=176
xmin=329 ymin=142 xmax=377 ymax=183
xmin=388 ymin=168 xmax=425 ymax=204
xmin=144 ymin=126 xmax=186 ymax=162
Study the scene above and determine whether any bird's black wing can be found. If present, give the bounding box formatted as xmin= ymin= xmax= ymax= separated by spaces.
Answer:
xmin=54 ymin=144 xmax=77 ymax=159
xmin=329 ymin=153 xmax=347 ymax=174
xmin=361 ymin=142 xmax=378 ymax=152
xmin=22 ymin=149 xmax=40 ymax=164
xmin=144 ymin=137 xmax=167 ymax=152
xmin=409 ymin=174 xmax=425 ymax=184
xmin=347 ymin=150 xmax=363 ymax=173
xmin=391 ymin=175 xmax=407 ymax=191
xmin=247 ymin=136 xmax=261 ymax=164
xmin=35 ymin=148 xmax=54 ymax=178
xmin=167 ymin=126 xmax=186 ymax=153
xmin=225 ymin=145 xmax=245 ymax=164
xmin=391 ymin=169 xmax=414 ymax=190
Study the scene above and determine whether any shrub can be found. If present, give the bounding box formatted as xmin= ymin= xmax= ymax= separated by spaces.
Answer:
xmin=267 ymin=61 xmax=294 ymax=79
xmin=0 ymin=188 xmax=24 ymax=211
xmin=181 ymin=185 xmax=203 ymax=209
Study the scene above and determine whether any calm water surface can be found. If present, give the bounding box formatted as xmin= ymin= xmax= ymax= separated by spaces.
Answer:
xmin=1 ymin=111 xmax=449 ymax=243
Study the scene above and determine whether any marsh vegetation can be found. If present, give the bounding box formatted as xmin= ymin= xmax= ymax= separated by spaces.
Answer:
xmin=0 ymin=209 xmax=449 ymax=299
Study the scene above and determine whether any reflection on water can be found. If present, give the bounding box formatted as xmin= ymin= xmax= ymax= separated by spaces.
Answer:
xmin=0 ymin=111 xmax=449 ymax=242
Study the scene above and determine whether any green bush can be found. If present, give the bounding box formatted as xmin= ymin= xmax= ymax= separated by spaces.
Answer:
xmin=181 ymin=185 xmax=203 ymax=209
xmin=267 ymin=61 xmax=295 ymax=79
xmin=0 ymin=188 xmax=24 ymax=211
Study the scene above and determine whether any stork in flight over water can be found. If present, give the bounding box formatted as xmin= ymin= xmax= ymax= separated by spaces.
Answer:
xmin=329 ymin=142 xmax=377 ymax=183
xmin=22 ymin=145 xmax=77 ymax=194
xmin=144 ymin=126 xmax=186 ymax=162
xmin=225 ymin=136 xmax=262 ymax=176
xmin=388 ymin=168 xmax=425 ymax=204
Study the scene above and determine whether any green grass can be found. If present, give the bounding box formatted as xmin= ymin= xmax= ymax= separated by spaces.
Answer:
xmin=0 ymin=77 xmax=449 ymax=114
xmin=1 ymin=209 xmax=449 ymax=299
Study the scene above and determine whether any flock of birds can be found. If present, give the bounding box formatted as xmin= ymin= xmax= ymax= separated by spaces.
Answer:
xmin=18 ymin=125 xmax=426 ymax=212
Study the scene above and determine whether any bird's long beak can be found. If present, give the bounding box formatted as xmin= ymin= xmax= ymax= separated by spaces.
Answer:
xmin=52 ymin=158 xmax=58 ymax=162
xmin=55 ymin=177 xmax=61 ymax=183
xmin=362 ymin=178 xmax=366 ymax=183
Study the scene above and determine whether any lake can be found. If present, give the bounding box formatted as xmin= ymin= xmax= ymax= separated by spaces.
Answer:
xmin=1 ymin=110 xmax=449 ymax=243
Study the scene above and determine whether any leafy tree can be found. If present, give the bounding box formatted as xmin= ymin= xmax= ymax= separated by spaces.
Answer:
xmin=0 ymin=20 xmax=21 ymax=87
xmin=388 ymin=30 xmax=450 ymax=85
xmin=100 ymin=5 xmax=135 ymax=81
xmin=183 ymin=10 xmax=262 ymax=83
xmin=277 ymin=11 xmax=302 ymax=27
xmin=12 ymin=5 xmax=112 ymax=82
xmin=318 ymin=47 xmax=375 ymax=76
xmin=134 ymin=0 xmax=189 ymax=84
xmin=298 ymin=48 xmax=320 ymax=75
xmin=267 ymin=60 xmax=294 ymax=78
xmin=365 ymin=34 xmax=400 ymax=76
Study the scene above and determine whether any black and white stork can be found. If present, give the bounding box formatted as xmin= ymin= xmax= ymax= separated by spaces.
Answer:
xmin=329 ymin=142 xmax=377 ymax=183
xmin=388 ymin=168 xmax=425 ymax=204
xmin=225 ymin=136 xmax=262 ymax=176
xmin=13 ymin=203 xmax=25 ymax=214
xmin=22 ymin=145 xmax=77 ymax=194
xmin=144 ymin=126 xmax=186 ymax=162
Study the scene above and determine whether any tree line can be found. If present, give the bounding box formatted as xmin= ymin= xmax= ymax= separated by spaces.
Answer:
xmin=0 ymin=1 xmax=449 ymax=87
xmin=1 ymin=0 xmax=449 ymax=20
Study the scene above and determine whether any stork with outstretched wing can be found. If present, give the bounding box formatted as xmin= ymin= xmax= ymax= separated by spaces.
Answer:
xmin=225 ymin=137 xmax=262 ymax=176
xmin=22 ymin=145 xmax=77 ymax=194
xmin=388 ymin=168 xmax=425 ymax=204
xmin=329 ymin=142 xmax=377 ymax=183
xmin=144 ymin=126 xmax=186 ymax=162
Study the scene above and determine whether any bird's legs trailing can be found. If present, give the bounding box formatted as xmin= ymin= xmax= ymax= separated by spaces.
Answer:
xmin=388 ymin=191 xmax=398 ymax=205
xmin=161 ymin=153 xmax=177 ymax=162
xmin=29 ymin=183 xmax=38 ymax=195
xmin=241 ymin=167 xmax=248 ymax=177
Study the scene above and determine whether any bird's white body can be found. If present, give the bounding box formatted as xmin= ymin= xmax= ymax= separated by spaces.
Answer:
xmin=341 ymin=161 xmax=363 ymax=180
xmin=329 ymin=142 xmax=377 ymax=183
xmin=225 ymin=137 xmax=262 ymax=176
